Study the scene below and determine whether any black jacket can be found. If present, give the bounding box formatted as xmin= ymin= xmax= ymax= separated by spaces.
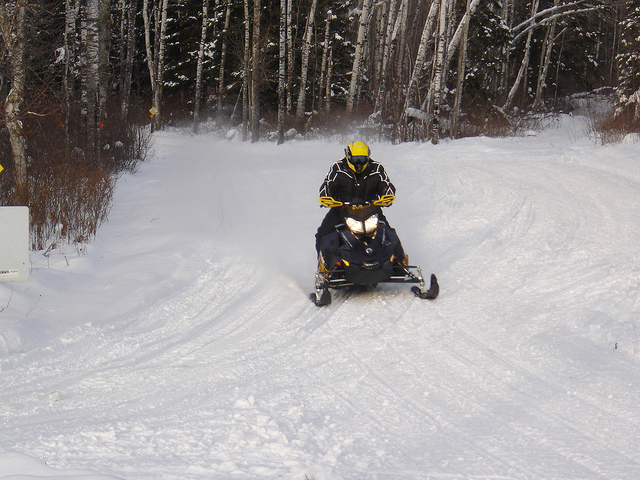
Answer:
xmin=319 ymin=158 xmax=395 ymax=203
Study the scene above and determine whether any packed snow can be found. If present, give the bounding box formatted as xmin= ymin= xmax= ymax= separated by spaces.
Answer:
xmin=1 ymin=114 xmax=640 ymax=480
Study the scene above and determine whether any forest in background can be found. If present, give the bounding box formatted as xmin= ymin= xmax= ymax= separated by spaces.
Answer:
xmin=1 ymin=0 xmax=639 ymax=249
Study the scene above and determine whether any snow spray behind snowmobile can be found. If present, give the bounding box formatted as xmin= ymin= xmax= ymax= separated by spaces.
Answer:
xmin=311 ymin=198 xmax=439 ymax=306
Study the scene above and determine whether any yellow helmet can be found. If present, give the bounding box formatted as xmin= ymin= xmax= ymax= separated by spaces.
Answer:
xmin=345 ymin=141 xmax=371 ymax=173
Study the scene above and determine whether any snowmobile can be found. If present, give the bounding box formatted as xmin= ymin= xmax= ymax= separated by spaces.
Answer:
xmin=311 ymin=197 xmax=439 ymax=306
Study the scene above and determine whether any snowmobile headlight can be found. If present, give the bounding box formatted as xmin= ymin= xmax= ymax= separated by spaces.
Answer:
xmin=346 ymin=217 xmax=364 ymax=234
xmin=346 ymin=215 xmax=378 ymax=235
xmin=364 ymin=214 xmax=379 ymax=235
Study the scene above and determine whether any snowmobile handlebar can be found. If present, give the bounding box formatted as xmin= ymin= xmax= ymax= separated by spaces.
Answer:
xmin=318 ymin=194 xmax=395 ymax=208
xmin=374 ymin=194 xmax=395 ymax=207
xmin=318 ymin=196 xmax=344 ymax=208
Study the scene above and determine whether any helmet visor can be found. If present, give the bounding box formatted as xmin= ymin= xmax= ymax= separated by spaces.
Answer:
xmin=349 ymin=155 xmax=369 ymax=173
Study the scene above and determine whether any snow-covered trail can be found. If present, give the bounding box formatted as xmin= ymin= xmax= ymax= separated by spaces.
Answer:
xmin=2 ymin=120 xmax=640 ymax=479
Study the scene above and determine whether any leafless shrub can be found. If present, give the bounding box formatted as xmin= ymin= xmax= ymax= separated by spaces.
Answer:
xmin=29 ymin=160 xmax=114 ymax=251
xmin=586 ymin=106 xmax=640 ymax=145
xmin=0 ymin=102 xmax=150 ymax=251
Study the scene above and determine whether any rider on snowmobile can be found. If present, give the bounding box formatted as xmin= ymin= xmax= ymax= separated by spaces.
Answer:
xmin=315 ymin=141 xmax=405 ymax=260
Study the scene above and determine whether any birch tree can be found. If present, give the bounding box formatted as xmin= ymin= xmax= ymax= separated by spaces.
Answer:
xmin=374 ymin=0 xmax=400 ymax=112
xmin=74 ymin=0 xmax=110 ymax=160
xmin=375 ymin=0 xmax=408 ymax=111
xmin=499 ymin=0 xmax=515 ymax=98
xmin=429 ymin=0 xmax=450 ymax=144
xmin=0 ymin=0 xmax=28 ymax=202
xmin=84 ymin=0 xmax=100 ymax=157
xmin=193 ymin=0 xmax=209 ymax=133
xmin=372 ymin=1 xmax=387 ymax=89
xmin=242 ymin=0 xmax=250 ymax=139
xmin=119 ymin=0 xmax=136 ymax=119
xmin=324 ymin=47 xmax=333 ymax=112
xmin=532 ymin=0 xmax=559 ymax=111
xmin=451 ymin=0 xmax=472 ymax=136
xmin=250 ymin=0 xmax=261 ymax=142
xmin=286 ymin=0 xmax=293 ymax=113
xmin=403 ymin=0 xmax=438 ymax=115
xmin=295 ymin=0 xmax=318 ymax=119
xmin=143 ymin=0 xmax=157 ymax=115
xmin=217 ymin=0 xmax=232 ymax=126
xmin=346 ymin=0 xmax=373 ymax=113
xmin=503 ymin=0 xmax=540 ymax=111
xmin=278 ymin=0 xmax=287 ymax=144
xmin=98 ymin=0 xmax=109 ymax=123
xmin=143 ymin=0 xmax=169 ymax=131
xmin=64 ymin=0 xmax=79 ymax=146
xmin=155 ymin=0 xmax=169 ymax=132
xmin=97 ymin=0 xmax=110 ymax=157
xmin=392 ymin=0 xmax=409 ymax=110
xmin=444 ymin=0 xmax=482 ymax=68
xmin=319 ymin=9 xmax=333 ymax=112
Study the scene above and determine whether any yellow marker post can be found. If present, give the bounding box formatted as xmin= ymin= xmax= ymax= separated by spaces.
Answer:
xmin=0 ymin=164 xmax=3 ymax=174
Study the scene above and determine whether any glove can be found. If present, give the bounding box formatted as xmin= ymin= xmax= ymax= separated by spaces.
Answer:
xmin=373 ymin=194 xmax=395 ymax=207
xmin=319 ymin=196 xmax=343 ymax=208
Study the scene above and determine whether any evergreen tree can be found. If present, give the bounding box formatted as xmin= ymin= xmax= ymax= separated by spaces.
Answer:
xmin=616 ymin=0 xmax=640 ymax=120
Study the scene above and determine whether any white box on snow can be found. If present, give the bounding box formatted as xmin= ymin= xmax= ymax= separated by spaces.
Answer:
xmin=0 ymin=206 xmax=30 ymax=282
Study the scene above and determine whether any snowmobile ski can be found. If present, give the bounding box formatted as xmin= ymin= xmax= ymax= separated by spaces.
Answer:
xmin=411 ymin=274 xmax=439 ymax=300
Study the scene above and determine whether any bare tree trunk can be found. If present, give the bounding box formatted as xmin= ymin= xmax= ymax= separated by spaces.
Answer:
xmin=403 ymin=0 xmax=438 ymax=113
xmin=277 ymin=0 xmax=287 ymax=144
xmin=97 ymin=0 xmax=109 ymax=159
xmin=387 ymin=0 xmax=411 ymax=122
xmin=98 ymin=0 xmax=109 ymax=118
xmin=64 ymin=0 xmax=79 ymax=149
xmin=250 ymin=0 xmax=261 ymax=142
xmin=193 ymin=0 xmax=209 ymax=133
xmin=154 ymin=0 xmax=169 ymax=131
xmin=295 ymin=0 xmax=318 ymax=118
xmin=242 ymin=0 xmax=250 ymax=140
xmin=444 ymin=0 xmax=482 ymax=68
xmin=504 ymin=0 xmax=539 ymax=111
xmin=286 ymin=0 xmax=293 ymax=114
xmin=532 ymin=0 xmax=559 ymax=111
xmin=325 ymin=46 xmax=333 ymax=112
xmin=120 ymin=0 xmax=136 ymax=119
xmin=499 ymin=0 xmax=515 ymax=100
xmin=217 ymin=0 xmax=232 ymax=126
xmin=346 ymin=0 xmax=373 ymax=113
xmin=374 ymin=0 xmax=399 ymax=112
xmin=392 ymin=0 xmax=409 ymax=118
xmin=85 ymin=0 xmax=100 ymax=157
xmin=143 ymin=0 xmax=157 ymax=113
xmin=143 ymin=0 xmax=168 ymax=132
xmin=430 ymin=0 xmax=449 ymax=144
xmin=451 ymin=0 xmax=471 ymax=137
xmin=372 ymin=1 xmax=386 ymax=89
xmin=0 ymin=0 xmax=28 ymax=203
xmin=143 ymin=0 xmax=158 ymax=129
xmin=511 ymin=2 xmax=598 ymax=44
xmin=119 ymin=0 xmax=127 ymax=112
xmin=319 ymin=9 xmax=332 ymax=112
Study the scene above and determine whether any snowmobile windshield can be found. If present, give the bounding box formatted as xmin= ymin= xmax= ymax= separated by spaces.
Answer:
xmin=342 ymin=204 xmax=378 ymax=220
